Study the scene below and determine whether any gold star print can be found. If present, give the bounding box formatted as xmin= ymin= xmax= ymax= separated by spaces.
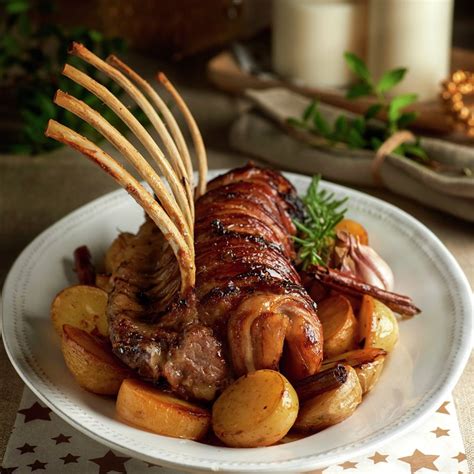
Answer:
xmin=399 ymin=449 xmax=439 ymax=473
xmin=369 ymin=452 xmax=388 ymax=464
xmin=339 ymin=461 xmax=358 ymax=469
xmin=431 ymin=427 xmax=449 ymax=438
xmin=436 ymin=401 xmax=450 ymax=414
xmin=452 ymin=452 xmax=466 ymax=462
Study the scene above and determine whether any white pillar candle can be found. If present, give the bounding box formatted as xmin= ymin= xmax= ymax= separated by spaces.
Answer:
xmin=368 ymin=0 xmax=454 ymax=102
xmin=272 ymin=0 xmax=367 ymax=88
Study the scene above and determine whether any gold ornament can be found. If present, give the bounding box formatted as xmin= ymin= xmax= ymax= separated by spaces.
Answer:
xmin=440 ymin=70 xmax=474 ymax=136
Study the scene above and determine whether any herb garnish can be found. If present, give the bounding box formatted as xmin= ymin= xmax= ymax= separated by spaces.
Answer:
xmin=293 ymin=175 xmax=347 ymax=269
xmin=288 ymin=52 xmax=428 ymax=162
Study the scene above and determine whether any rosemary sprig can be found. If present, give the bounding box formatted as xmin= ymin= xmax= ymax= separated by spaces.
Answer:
xmin=294 ymin=175 xmax=348 ymax=269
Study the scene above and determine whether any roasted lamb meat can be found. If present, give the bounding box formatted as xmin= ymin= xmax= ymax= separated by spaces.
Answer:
xmin=107 ymin=164 xmax=323 ymax=400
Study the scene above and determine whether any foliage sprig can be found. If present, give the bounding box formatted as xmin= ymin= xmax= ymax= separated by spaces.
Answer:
xmin=288 ymin=52 xmax=428 ymax=162
xmin=293 ymin=175 xmax=347 ymax=269
xmin=0 ymin=0 xmax=145 ymax=154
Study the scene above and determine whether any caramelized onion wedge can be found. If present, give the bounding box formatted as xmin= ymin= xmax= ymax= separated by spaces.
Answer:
xmin=355 ymin=356 xmax=385 ymax=394
xmin=294 ymin=365 xmax=362 ymax=432
xmin=212 ymin=370 xmax=298 ymax=447
xmin=117 ymin=379 xmax=210 ymax=440
xmin=321 ymin=348 xmax=387 ymax=395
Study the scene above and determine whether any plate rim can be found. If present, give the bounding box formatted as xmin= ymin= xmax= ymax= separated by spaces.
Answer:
xmin=2 ymin=169 xmax=473 ymax=472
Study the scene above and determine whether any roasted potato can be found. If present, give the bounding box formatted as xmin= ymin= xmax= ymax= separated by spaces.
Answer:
xmin=294 ymin=365 xmax=362 ymax=432
xmin=335 ymin=219 xmax=369 ymax=245
xmin=318 ymin=294 xmax=358 ymax=358
xmin=212 ymin=370 xmax=299 ymax=447
xmin=51 ymin=285 xmax=108 ymax=337
xmin=116 ymin=379 xmax=210 ymax=440
xmin=61 ymin=324 xmax=130 ymax=395
xmin=355 ymin=356 xmax=385 ymax=395
xmin=95 ymin=273 xmax=113 ymax=293
xmin=104 ymin=232 xmax=134 ymax=274
xmin=359 ymin=295 xmax=399 ymax=352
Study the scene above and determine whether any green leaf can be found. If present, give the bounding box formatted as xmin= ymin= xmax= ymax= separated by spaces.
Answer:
xmin=287 ymin=117 xmax=306 ymax=129
xmin=397 ymin=111 xmax=418 ymax=129
xmin=344 ymin=52 xmax=371 ymax=83
xmin=332 ymin=116 xmax=348 ymax=140
xmin=388 ymin=93 xmax=418 ymax=123
xmin=5 ymin=0 xmax=30 ymax=14
xmin=313 ymin=109 xmax=331 ymax=136
xmin=376 ymin=68 xmax=407 ymax=94
xmin=370 ymin=137 xmax=383 ymax=150
xmin=303 ymin=101 xmax=317 ymax=122
xmin=352 ymin=117 xmax=366 ymax=135
xmin=346 ymin=82 xmax=372 ymax=99
xmin=403 ymin=143 xmax=429 ymax=161
xmin=88 ymin=30 xmax=103 ymax=43
xmin=364 ymin=103 xmax=383 ymax=120
xmin=347 ymin=127 xmax=366 ymax=148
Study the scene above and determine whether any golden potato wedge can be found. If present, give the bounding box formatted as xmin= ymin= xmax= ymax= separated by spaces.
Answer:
xmin=51 ymin=285 xmax=108 ymax=337
xmin=212 ymin=370 xmax=298 ymax=447
xmin=294 ymin=365 xmax=362 ymax=432
xmin=61 ymin=324 xmax=130 ymax=395
xmin=335 ymin=219 xmax=369 ymax=245
xmin=318 ymin=294 xmax=358 ymax=358
xmin=116 ymin=379 xmax=210 ymax=440
xmin=355 ymin=356 xmax=385 ymax=394
xmin=104 ymin=232 xmax=134 ymax=274
xmin=95 ymin=273 xmax=113 ymax=293
xmin=359 ymin=295 xmax=399 ymax=352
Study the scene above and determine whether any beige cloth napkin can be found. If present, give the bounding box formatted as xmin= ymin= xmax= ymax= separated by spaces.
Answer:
xmin=229 ymin=88 xmax=474 ymax=221
xmin=1 ymin=388 xmax=468 ymax=473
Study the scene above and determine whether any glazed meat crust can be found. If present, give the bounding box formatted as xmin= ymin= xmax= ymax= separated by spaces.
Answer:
xmin=107 ymin=164 xmax=323 ymax=400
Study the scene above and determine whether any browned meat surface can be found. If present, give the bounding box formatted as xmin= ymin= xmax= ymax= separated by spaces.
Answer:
xmin=107 ymin=164 xmax=323 ymax=400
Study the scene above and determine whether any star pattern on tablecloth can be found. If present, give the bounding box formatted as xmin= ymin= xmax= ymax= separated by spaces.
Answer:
xmin=399 ymin=449 xmax=439 ymax=473
xmin=339 ymin=461 xmax=358 ymax=469
xmin=452 ymin=452 xmax=466 ymax=462
xmin=431 ymin=427 xmax=449 ymax=438
xmin=0 ymin=467 xmax=18 ymax=473
xmin=89 ymin=450 xmax=131 ymax=474
xmin=26 ymin=460 xmax=47 ymax=471
xmin=60 ymin=453 xmax=80 ymax=464
xmin=436 ymin=401 xmax=450 ymax=415
xmin=51 ymin=433 xmax=71 ymax=444
xmin=16 ymin=443 xmax=36 ymax=454
xmin=18 ymin=402 xmax=51 ymax=423
xmin=369 ymin=452 xmax=388 ymax=464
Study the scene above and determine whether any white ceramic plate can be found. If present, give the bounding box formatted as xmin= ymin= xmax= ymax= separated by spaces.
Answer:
xmin=2 ymin=170 xmax=472 ymax=473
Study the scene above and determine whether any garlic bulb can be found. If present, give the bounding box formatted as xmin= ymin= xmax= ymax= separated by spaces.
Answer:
xmin=334 ymin=231 xmax=394 ymax=291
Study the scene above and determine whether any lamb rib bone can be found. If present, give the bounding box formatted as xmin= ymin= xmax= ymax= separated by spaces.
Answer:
xmin=44 ymin=120 xmax=195 ymax=293
xmin=66 ymin=43 xmax=194 ymax=234
xmin=106 ymin=54 xmax=194 ymax=214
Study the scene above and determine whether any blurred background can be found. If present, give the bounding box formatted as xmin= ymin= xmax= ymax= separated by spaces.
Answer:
xmin=1 ymin=0 xmax=474 ymax=155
